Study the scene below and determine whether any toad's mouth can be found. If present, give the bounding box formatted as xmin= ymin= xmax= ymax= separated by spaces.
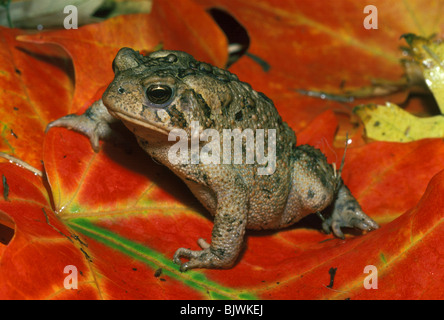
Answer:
xmin=108 ymin=109 xmax=172 ymax=136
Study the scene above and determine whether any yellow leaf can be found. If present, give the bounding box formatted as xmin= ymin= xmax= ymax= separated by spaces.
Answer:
xmin=404 ymin=34 xmax=444 ymax=113
xmin=354 ymin=102 xmax=444 ymax=142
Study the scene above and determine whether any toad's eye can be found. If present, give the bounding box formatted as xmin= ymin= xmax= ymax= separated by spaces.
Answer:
xmin=146 ymin=84 xmax=174 ymax=106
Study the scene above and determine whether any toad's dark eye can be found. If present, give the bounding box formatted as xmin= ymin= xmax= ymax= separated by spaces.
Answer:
xmin=146 ymin=84 xmax=174 ymax=105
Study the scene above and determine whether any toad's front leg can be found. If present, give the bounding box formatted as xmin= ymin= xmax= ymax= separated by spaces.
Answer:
xmin=173 ymin=174 xmax=248 ymax=271
xmin=46 ymin=99 xmax=120 ymax=152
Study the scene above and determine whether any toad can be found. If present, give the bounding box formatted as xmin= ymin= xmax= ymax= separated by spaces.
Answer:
xmin=47 ymin=48 xmax=379 ymax=271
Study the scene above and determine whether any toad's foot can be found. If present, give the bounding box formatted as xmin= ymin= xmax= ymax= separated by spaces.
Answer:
xmin=322 ymin=184 xmax=379 ymax=239
xmin=173 ymin=238 xmax=234 ymax=272
xmin=46 ymin=99 xmax=120 ymax=152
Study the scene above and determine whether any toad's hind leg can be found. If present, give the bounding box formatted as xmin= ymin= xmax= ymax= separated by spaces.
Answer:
xmin=321 ymin=184 xmax=379 ymax=239
xmin=281 ymin=144 xmax=337 ymax=227
xmin=284 ymin=144 xmax=378 ymax=238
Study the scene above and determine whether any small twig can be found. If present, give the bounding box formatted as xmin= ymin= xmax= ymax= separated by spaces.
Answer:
xmin=422 ymin=44 xmax=444 ymax=71
xmin=80 ymin=247 xmax=92 ymax=262
xmin=316 ymin=211 xmax=325 ymax=222
xmin=2 ymin=174 xmax=9 ymax=201
xmin=42 ymin=208 xmax=72 ymax=242
xmin=71 ymin=234 xmax=88 ymax=247
xmin=0 ymin=152 xmax=42 ymax=177
xmin=0 ymin=0 xmax=13 ymax=28
xmin=334 ymin=133 xmax=349 ymax=191
xmin=295 ymin=89 xmax=355 ymax=103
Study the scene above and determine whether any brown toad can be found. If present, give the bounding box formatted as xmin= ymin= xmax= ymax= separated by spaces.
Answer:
xmin=47 ymin=48 xmax=379 ymax=271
